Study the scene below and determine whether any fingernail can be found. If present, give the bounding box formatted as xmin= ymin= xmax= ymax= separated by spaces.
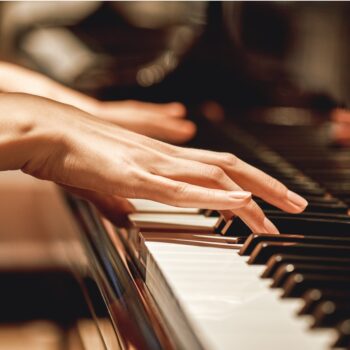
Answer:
xmin=263 ymin=217 xmax=280 ymax=235
xmin=229 ymin=191 xmax=252 ymax=200
xmin=287 ymin=190 xmax=308 ymax=211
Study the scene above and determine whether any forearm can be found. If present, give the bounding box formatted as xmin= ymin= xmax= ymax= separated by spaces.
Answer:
xmin=0 ymin=61 xmax=100 ymax=114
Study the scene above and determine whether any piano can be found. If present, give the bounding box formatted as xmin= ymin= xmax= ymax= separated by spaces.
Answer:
xmin=1 ymin=2 xmax=350 ymax=349
xmin=67 ymin=106 xmax=350 ymax=350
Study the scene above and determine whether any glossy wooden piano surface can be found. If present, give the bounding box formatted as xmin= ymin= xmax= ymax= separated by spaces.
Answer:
xmin=0 ymin=171 xmax=121 ymax=349
xmin=66 ymin=108 xmax=350 ymax=350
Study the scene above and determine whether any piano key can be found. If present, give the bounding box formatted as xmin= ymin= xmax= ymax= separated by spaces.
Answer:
xmin=282 ymin=273 xmax=350 ymax=298
xmin=333 ymin=319 xmax=350 ymax=349
xmin=312 ymin=301 xmax=350 ymax=328
xmin=262 ymin=254 xmax=350 ymax=279
xmin=221 ymin=216 xmax=350 ymax=237
xmin=262 ymin=210 xmax=350 ymax=222
xmin=201 ymin=209 xmax=219 ymax=217
xmin=141 ymin=232 xmax=240 ymax=249
xmin=239 ymin=233 xmax=350 ymax=256
xmin=144 ymin=242 xmax=335 ymax=350
xmin=128 ymin=213 xmax=218 ymax=232
xmin=214 ymin=215 xmax=227 ymax=233
xmin=128 ymin=199 xmax=200 ymax=214
xmin=299 ymin=289 xmax=350 ymax=316
xmin=248 ymin=242 xmax=350 ymax=265
xmin=261 ymin=217 xmax=350 ymax=236
xmin=257 ymin=201 xmax=349 ymax=214
xmin=271 ymin=263 xmax=350 ymax=288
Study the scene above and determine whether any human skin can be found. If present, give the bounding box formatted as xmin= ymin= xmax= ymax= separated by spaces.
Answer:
xmin=331 ymin=108 xmax=350 ymax=146
xmin=0 ymin=61 xmax=196 ymax=143
xmin=0 ymin=93 xmax=308 ymax=234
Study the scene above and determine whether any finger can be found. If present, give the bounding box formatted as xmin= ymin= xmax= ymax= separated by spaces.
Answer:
xmin=331 ymin=108 xmax=350 ymax=123
xmin=145 ymin=116 xmax=196 ymax=143
xmin=131 ymin=101 xmax=187 ymax=118
xmin=171 ymin=148 xmax=308 ymax=213
xmin=151 ymin=156 xmax=240 ymax=190
xmin=331 ymin=122 xmax=350 ymax=146
xmin=229 ymin=159 xmax=307 ymax=213
xmin=151 ymin=156 xmax=279 ymax=234
xmin=134 ymin=172 xmax=252 ymax=210
xmin=233 ymin=200 xmax=280 ymax=235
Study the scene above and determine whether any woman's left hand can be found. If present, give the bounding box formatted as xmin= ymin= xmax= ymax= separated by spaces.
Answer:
xmin=331 ymin=108 xmax=350 ymax=146
xmin=94 ymin=100 xmax=196 ymax=144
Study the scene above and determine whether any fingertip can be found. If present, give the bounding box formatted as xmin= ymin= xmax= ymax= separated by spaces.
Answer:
xmin=286 ymin=190 xmax=308 ymax=213
xmin=229 ymin=191 xmax=252 ymax=199
xmin=166 ymin=102 xmax=187 ymax=117
xmin=263 ymin=217 xmax=280 ymax=235
xmin=170 ymin=121 xmax=197 ymax=143
xmin=181 ymin=120 xmax=197 ymax=135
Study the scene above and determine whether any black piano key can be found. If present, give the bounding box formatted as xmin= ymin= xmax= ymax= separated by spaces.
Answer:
xmin=220 ymin=217 xmax=251 ymax=237
xmin=262 ymin=254 xmax=350 ymax=279
xmin=214 ymin=216 xmax=227 ymax=233
xmin=271 ymin=263 xmax=350 ymax=288
xmin=256 ymin=200 xmax=349 ymax=214
xmin=263 ymin=210 xmax=350 ymax=222
xmin=204 ymin=210 xmax=219 ymax=217
xmin=261 ymin=217 xmax=350 ymax=237
xmin=312 ymin=301 xmax=350 ymax=328
xmin=333 ymin=319 xmax=350 ymax=349
xmin=248 ymin=242 xmax=350 ymax=265
xmin=222 ymin=216 xmax=350 ymax=237
xmin=239 ymin=233 xmax=350 ymax=256
xmin=299 ymin=289 xmax=350 ymax=316
xmin=282 ymin=273 xmax=350 ymax=298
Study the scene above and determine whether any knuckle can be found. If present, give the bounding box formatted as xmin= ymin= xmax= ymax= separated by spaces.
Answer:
xmin=170 ymin=183 xmax=189 ymax=206
xmin=126 ymin=168 xmax=151 ymax=195
xmin=207 ymin=165 xmax=225 ymax=182
xmin=219 ymin=153 xmax=238 ymax=168
xmin=173 ymin=182 xmax=188 ymax=196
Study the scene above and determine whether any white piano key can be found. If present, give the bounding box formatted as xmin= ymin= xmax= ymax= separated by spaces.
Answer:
xmin=129 ymin=213 xmax=218 ymax=230
xmin=145 ymin=242 xmax=336 ymax=350
xmin=128 ymin=198 xmax=200 ymax=214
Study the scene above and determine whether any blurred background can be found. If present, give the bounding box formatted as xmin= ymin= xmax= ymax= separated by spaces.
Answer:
xmin=1 ymin=1 xmax=350 ymax=109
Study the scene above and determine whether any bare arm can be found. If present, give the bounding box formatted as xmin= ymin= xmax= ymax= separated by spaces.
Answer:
xmin=0 ymin=92 xmax=308 ymax=234
xmin=0 ymin=61 xmax=195 ymax=143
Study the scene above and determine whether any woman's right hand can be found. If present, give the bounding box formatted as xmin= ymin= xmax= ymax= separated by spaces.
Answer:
xmin=0 ymin=93 xmax=307 ymax=234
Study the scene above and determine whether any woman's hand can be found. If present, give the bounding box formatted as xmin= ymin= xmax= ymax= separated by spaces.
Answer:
xmin=0 ymin=93 xmax=308 ymax=234
xmin=0 ymin=61 xmax=195 ymax=143
xmin=93 ymin=100 xmax=196 ymax=143
xmin=331 ymin=108 xmax=350 ymax=146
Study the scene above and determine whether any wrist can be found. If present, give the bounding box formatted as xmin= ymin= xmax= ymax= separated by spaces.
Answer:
xmin=0 ymin=93 xmax=37 ymax=170
xmin=0 ymin=93 xmax=57 ymax=171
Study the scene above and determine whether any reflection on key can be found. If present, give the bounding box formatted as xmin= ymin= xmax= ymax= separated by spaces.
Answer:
xmin=128 ymin=213 xmax=218 ymax=231
xmin=128 ymin=198 xmax=200 ymax=214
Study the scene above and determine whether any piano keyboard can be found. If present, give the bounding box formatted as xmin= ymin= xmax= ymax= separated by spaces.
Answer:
xmin=69 ymin=114 xmax=350 ymax=350
xmin=126 ymin=200 xmax=340 ymax=350
xmin=123 ymin=120 xmax=350 ymax=350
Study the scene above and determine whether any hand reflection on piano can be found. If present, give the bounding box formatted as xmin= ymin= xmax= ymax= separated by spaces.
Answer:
xmin=0 ymin=92 xmax=308 ymax=235
xmin=331 ymin=108 xmax=350 ymax=147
